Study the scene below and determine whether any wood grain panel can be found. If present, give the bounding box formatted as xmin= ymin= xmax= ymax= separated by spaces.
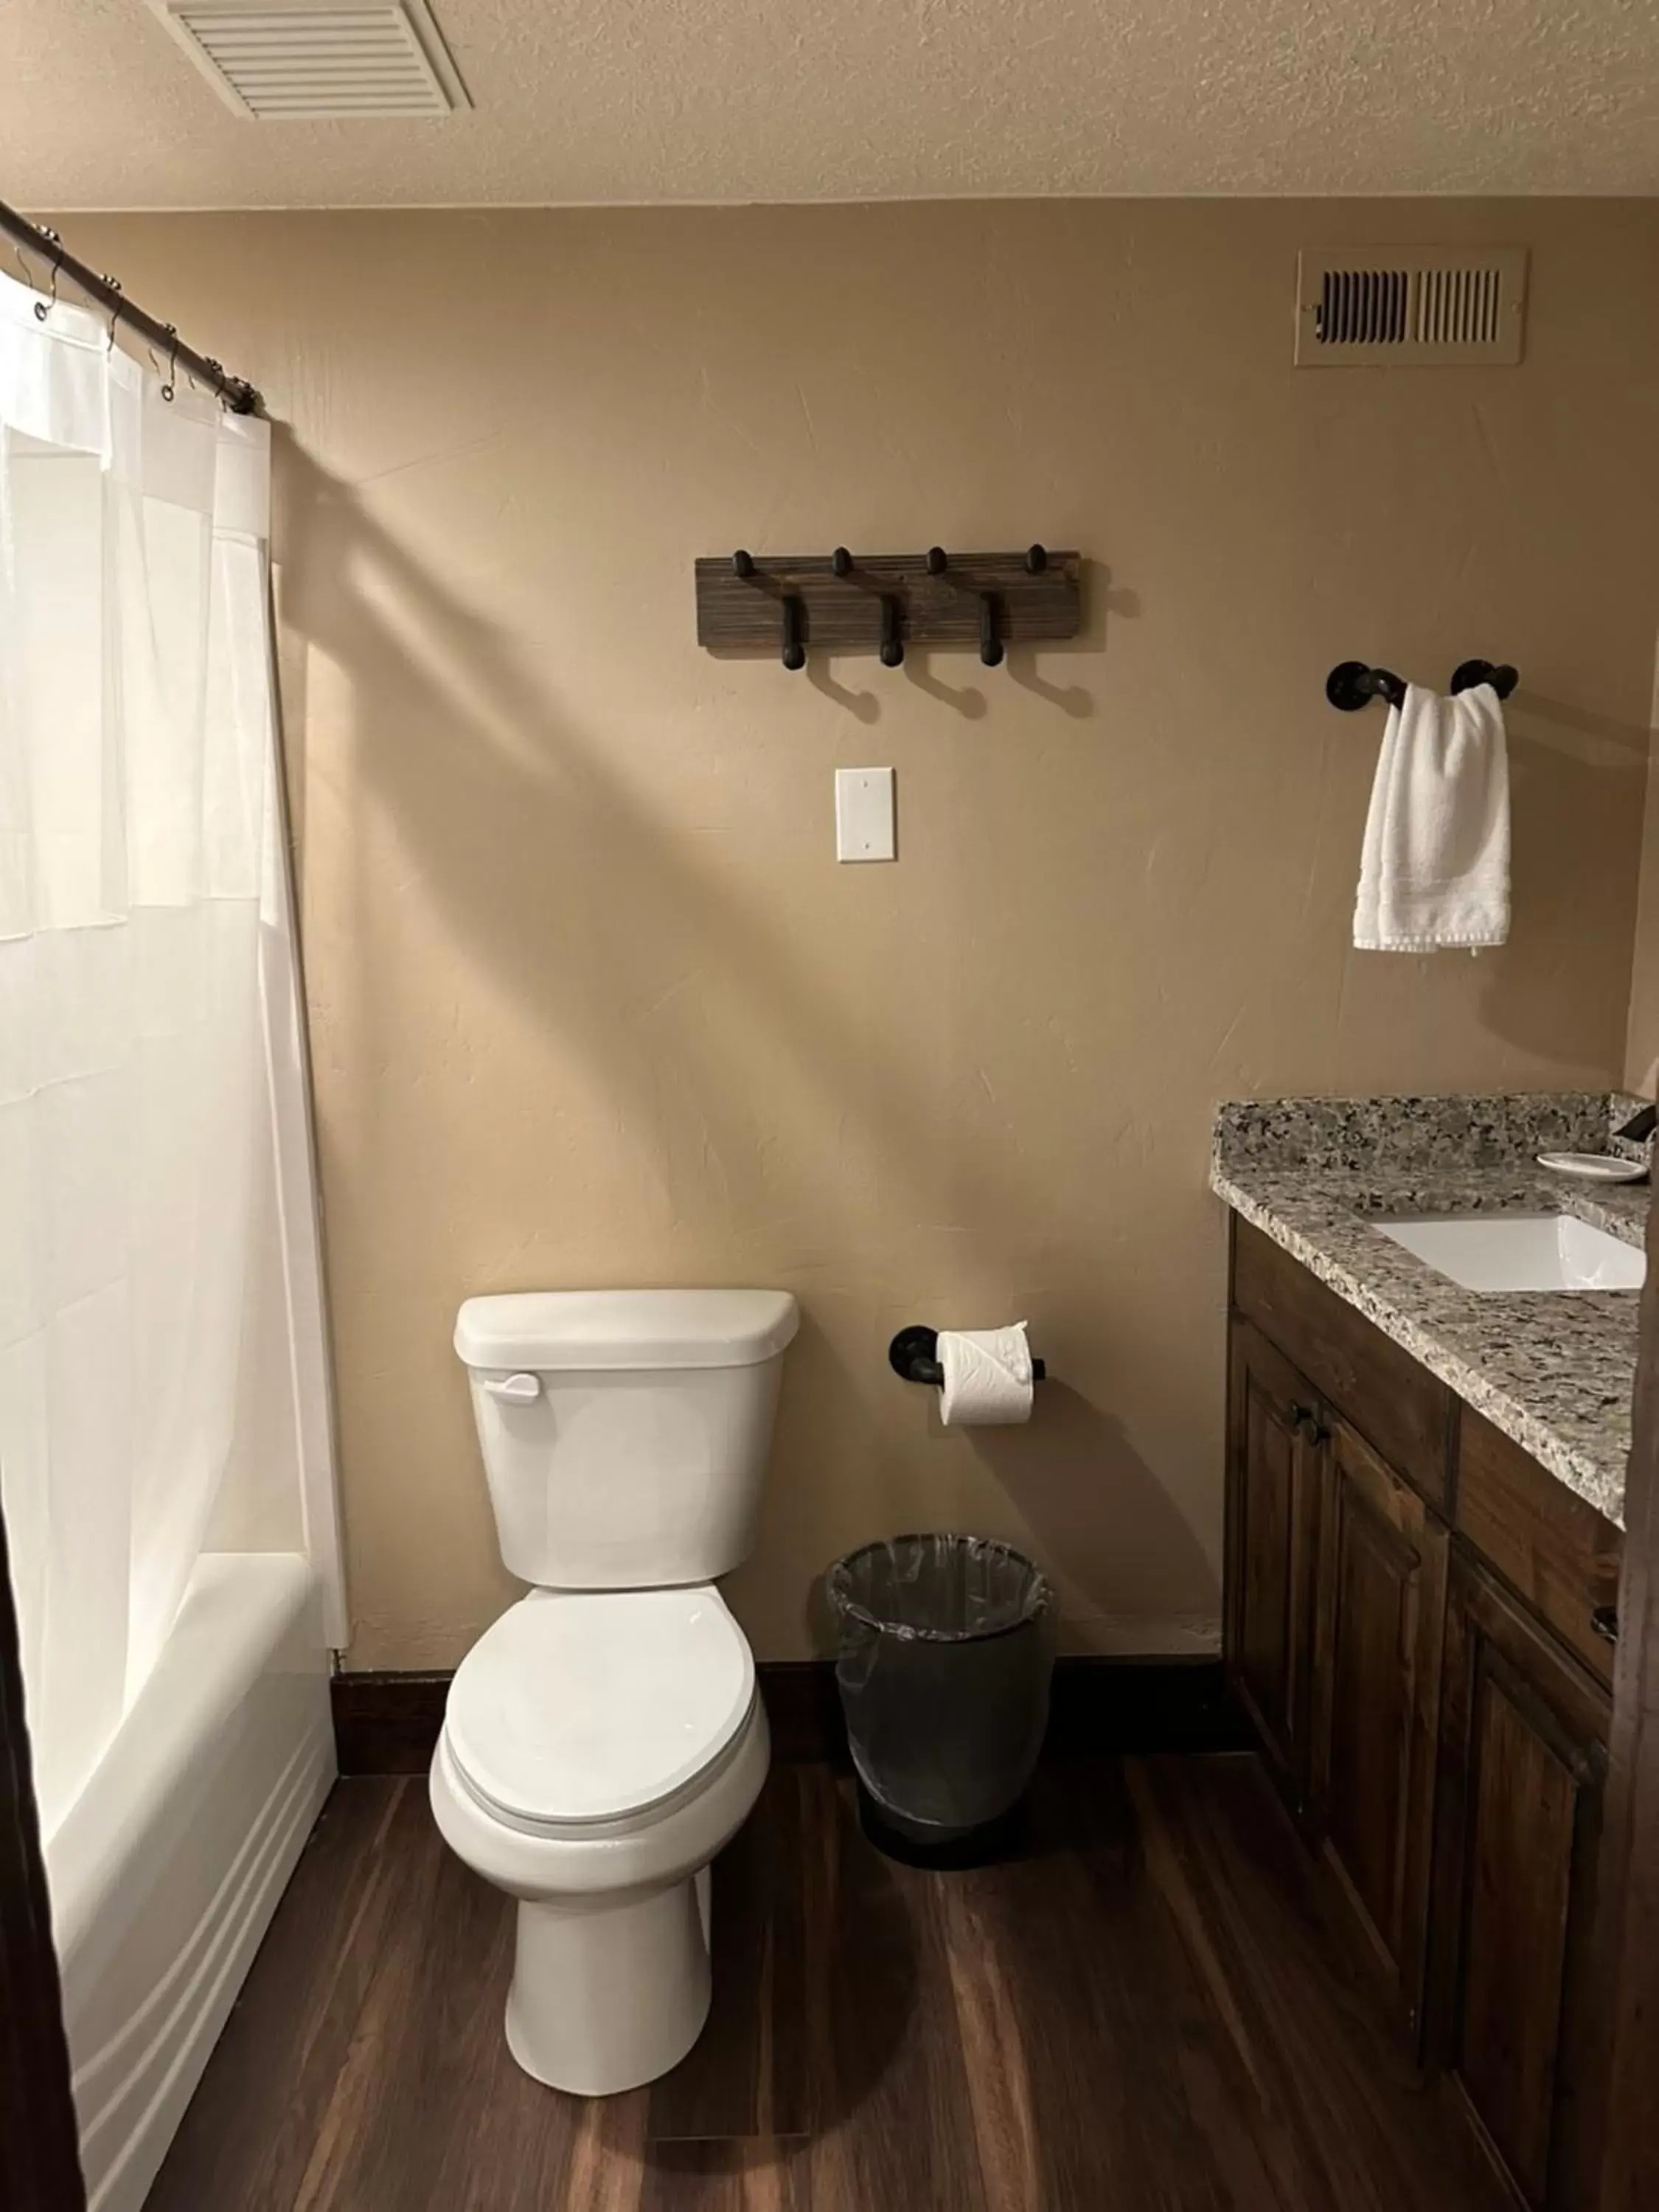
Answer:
xmin=694 ymin=550 xmax=1082 ymax=655
xmin=1125 ymin=1754 xmax=1503 ymax=2212
xmin=331 ymin=1671 xmax=454 ymax=1775
xmin=1309 ymin=1417 xmax=1449 ymax=2037
xmin=645 ymin=1765 xmax=813 ymax=2142
xmin=1428 ymin=1552 xmax=1611 ymax=2212
xmin=1596 ymin=1169 xmax=1659 ymax=2211
xmin=1455 ymin=1405 xmax=1623 ymax=1690
xmin=1232 ymin=1217 xmax=1452 ymax=1509
xmin=145 ymin=1756 xmax=1500 ymax=2212
xmin=1225 ymin=1314 xmax=1323 ymax=1802
xmin=331 ymin=1659 xmax=1238 ymax=1776
xmin=1458 ymin=1671 xmax=1576 ymax=2208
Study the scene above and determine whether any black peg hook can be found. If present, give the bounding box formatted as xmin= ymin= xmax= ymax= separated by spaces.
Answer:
xmin=926 ymin=546 xmax=947 ymax=576
xmin=732 ymin=549 xmax=756 ymax=579
xmin=978 ymin=592 xmax=1004 ymax=668
xmin=879 ymin=596 xmax=904 ymax=668
xmin=832 ymin=546 xmax=853 ymax=577
xmin=1026 ymin=543 xmax=1048 ymax=574
xmin=781 ymin=594 xmax=806 ymax=672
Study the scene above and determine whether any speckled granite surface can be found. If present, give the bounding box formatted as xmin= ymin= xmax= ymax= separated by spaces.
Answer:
xmin=1211 ymin=1094 xmax=1650 ymax=1528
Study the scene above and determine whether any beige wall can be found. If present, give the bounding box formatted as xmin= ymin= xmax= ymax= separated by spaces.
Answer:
xmin=68 ymin=203 xmax=1659 ymax=1668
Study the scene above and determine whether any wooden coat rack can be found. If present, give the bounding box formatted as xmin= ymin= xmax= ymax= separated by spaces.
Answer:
xmin=695 ymin=546 xmax=1082 ymax=669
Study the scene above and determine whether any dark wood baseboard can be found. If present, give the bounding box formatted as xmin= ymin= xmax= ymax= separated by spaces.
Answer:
xmin=330 ymin=1672 xmax=453 ymax=1778
xmin=750 ymin=1660 xmax=849 ymax=1764
xmin=1046 ymin=1654 xmax=1243 ymax=1756
xmin=332 ymin=1653 xmax=1239 ymax=1775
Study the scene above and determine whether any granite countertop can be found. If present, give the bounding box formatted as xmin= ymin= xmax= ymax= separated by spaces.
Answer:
xmin=1211 ymin=1093 xmax=1650 ymax=1528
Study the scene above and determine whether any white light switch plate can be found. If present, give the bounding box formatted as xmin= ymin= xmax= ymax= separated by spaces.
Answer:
xmin=835 ymin=767 xmax=896 ymax=863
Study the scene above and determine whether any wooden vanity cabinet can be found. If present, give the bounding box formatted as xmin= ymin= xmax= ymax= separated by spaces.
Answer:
xmin=1307 ymin=1413 xmax=1448 ymax=2037
xmin=1223 ymin=1216 xmax=1623 ymax=2209
xmin=1224 ymin=1316 xmax=1322 ymax=1806
xmin=1425 ymin=1554 xmax=1610 ymax=2212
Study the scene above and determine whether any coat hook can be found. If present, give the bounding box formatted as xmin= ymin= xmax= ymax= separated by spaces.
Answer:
xmin=833 ymin=548 xmax=902 ymax=665
xmin=1026 ymin=543 xmax=1048 ymax=574
xmin=978 ymin=592 xmax=1004 ymax=667
xmin=926 ymin=546 xmax=947 ymax=575
xmin=782 ymin=594 xmax=806 ymax=672
xmin=733 ymin=549 xmax=756 ymax=579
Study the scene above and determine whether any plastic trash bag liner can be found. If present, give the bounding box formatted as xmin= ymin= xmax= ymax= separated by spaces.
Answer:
xmin=826 ymin=1534 xmax=1054 ymax=1839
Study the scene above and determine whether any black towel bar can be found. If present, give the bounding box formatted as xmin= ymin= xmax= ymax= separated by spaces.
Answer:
xmin=1326 ymin=658 xmax=1520 ymax=713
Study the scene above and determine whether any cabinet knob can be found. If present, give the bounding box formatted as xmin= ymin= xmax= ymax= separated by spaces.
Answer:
xmin=1287 ymin=1403 xmax=1330 ymax=1447
xmin=1591 ymin=1604 xmax=1620 ymax=1645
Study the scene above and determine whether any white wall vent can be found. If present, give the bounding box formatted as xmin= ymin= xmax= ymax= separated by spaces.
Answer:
xmin=1295 ymin=248 xmax=1528 ymax=366
xmin=151 ymin=0 xmax=469 ymax=119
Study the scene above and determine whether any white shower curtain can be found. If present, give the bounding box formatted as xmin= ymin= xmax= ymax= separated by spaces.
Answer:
xmin=0 ymin=270 xmax=279 ymax=1834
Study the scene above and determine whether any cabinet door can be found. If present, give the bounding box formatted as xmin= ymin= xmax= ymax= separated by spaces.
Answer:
xmin=1308 ymin=1414 xmax=1449 ymax=2037
xmin=1427 ymin=1552 xmax=1610 ymax=2212
xmin=1225 ymin=1315 xmax=1322 ymax=1804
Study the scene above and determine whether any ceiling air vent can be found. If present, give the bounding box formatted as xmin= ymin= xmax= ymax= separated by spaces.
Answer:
xmin=152 ymin=0 xmax=468 ymax=119
xmin=1295 ymin=248 xmax=1527 ymax=366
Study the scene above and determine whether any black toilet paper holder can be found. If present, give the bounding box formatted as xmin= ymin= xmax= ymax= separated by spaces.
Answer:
xmin=888 ymin=1324 xmax=1047 ymax=1388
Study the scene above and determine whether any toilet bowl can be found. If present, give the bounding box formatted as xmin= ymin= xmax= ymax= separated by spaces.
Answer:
xmin=429 ymin=1585 xmax=771 ymax=2093
xmin=434 ymin=1287 xmax=798 ymax=2096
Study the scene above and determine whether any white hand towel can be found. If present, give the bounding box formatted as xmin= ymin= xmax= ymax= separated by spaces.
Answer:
xmin=1353 ymin=682 xmax=1510 ymax=952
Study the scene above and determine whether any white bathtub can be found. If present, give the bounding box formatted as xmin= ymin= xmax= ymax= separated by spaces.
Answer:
xmin=47 ymin=1550 xmax=336 ymax=2212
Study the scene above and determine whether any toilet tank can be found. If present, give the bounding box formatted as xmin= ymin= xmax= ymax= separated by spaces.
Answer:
xmin=453 ymin=1289 xmax=799 ymax=1590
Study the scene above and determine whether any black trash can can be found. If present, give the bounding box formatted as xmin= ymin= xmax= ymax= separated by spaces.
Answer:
xmin=826 ymin=1534 xmax=1054 ymax=1862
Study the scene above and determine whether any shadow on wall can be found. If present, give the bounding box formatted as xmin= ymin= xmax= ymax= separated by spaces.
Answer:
xmin=273 ymin=428 xmax=1020 ymax=1231
xmin=796 ymin=1374 xmax=1219 ymax=1653
xmin=728 ymin=554 xmax=1132 ymax=728
xmin=1473 ymin=699 xmax=1652 ymax=1066
xmin=967 ymin=1382 xmax=1217 ymax=1648
xmin=268 ymin=432 xmax=1200 ymax=1645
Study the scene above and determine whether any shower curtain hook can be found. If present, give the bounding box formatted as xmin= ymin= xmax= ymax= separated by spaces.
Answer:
xmin=159 ymin=324 xmax=178 ymax=403
xmin=26 ymin=230 xmax=61 ymax=321
xmin=100 ymin=276 xmax=124 ymax=355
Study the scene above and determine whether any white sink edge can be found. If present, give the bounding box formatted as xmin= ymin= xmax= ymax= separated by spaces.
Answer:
xmin=1371 ymin=1211 xmax=1646 ymax=1295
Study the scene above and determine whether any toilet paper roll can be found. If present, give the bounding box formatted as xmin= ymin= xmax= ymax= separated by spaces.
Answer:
xmin=936 ymin=1322 xmax=1034 ymax=1427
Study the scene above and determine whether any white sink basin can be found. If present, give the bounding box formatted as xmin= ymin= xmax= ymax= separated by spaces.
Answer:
xmin=1374 ymin=1213 xmax=1646 ymax=1293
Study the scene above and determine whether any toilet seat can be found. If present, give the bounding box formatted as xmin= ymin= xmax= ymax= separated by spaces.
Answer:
xmin=443 ymin=1586 xmax=756 ymax=1837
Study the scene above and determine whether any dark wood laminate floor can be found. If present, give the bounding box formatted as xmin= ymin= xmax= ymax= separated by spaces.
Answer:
xmin=145 ymin=1755 xmax=1498 ymax=2212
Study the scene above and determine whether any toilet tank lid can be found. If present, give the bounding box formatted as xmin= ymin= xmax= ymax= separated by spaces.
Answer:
xmin=454 ymin=1288 xmax=799 ymax=1371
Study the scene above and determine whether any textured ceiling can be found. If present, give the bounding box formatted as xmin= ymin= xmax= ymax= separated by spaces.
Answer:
xmin=4 ymin=0 xmax=1659 ymax=206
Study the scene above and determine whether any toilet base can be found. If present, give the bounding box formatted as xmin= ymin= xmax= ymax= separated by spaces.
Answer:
xmin=504 ymin=1863 xmax=715 ymax=2096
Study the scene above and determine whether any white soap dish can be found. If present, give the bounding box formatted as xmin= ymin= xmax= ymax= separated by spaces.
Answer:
xmin=1537 ymin=1152 xmax=1648 ymax=1184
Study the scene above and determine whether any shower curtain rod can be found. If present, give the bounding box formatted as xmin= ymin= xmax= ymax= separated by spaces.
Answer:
xmin=0 ymin=197 xmax=261 ymax=416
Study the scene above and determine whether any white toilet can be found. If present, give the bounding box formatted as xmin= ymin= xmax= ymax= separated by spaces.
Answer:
xmin=429 ymin=1287 xmax=799 ymax=2096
